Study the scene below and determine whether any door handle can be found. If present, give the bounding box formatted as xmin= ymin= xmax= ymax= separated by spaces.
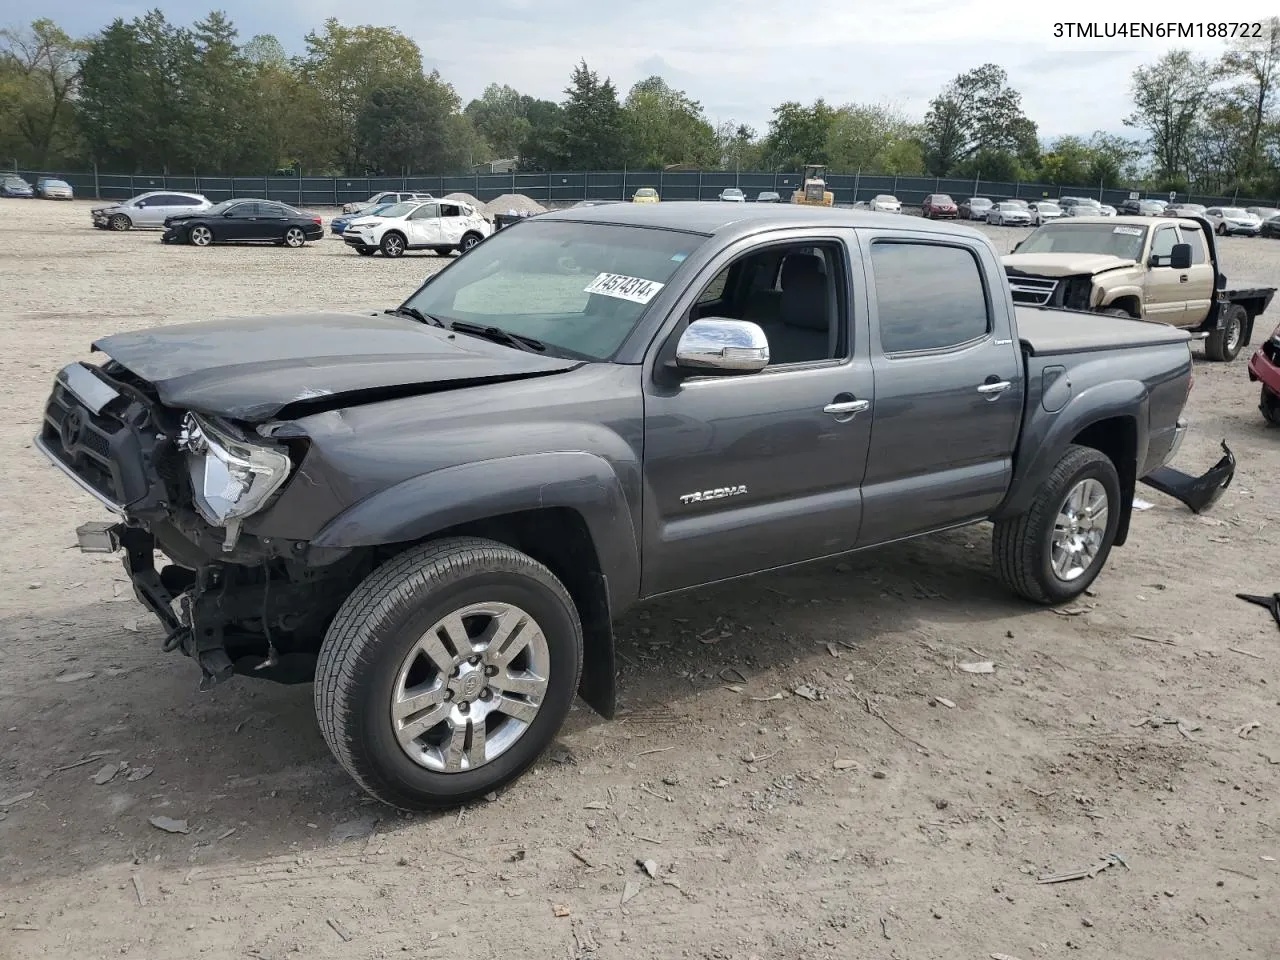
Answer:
xmin=977 ymin=380 xmax=1011 ymax=396
xmin=823 ymin=399 xmax=870 ymax=417
xmin=1179 ymin=275 xmax=1188 ymax=282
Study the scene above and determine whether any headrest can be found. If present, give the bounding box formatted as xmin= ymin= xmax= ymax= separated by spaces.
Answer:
xmin=781 ymin=254 xmax=824 ymax=287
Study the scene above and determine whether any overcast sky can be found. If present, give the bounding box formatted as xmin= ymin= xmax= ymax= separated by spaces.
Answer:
xmin=9 ymin=0 xmax=1277 ymax=141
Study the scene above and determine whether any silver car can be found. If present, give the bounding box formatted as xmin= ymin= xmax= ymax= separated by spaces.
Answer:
xmin=341 ymin=191 xmax=435 ymax=215
xmin=92 ymin=191 xmax=211 ymax=231
xmin=987 ymin=202 xmax=1032 ymax=226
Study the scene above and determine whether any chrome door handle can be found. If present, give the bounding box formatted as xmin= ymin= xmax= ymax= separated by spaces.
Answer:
xmin=824 ymin=399 xmax=870 ymax=416
xmin=977 ymin=381 xmax=1011 ymax=395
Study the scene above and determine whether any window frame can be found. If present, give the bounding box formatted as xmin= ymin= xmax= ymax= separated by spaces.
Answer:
xmin=865 ymin=236 xmax=995 ymax=359
xmin=1149 ymin=223 xmax=1179 ymax=265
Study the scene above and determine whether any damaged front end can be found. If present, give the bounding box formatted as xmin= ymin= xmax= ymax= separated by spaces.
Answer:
xmin=37 ymin=360 xmax=368 ymax=691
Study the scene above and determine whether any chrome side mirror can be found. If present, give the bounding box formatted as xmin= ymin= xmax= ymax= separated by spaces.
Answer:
xmin=675 ymin=318 xmax=770 ymax=373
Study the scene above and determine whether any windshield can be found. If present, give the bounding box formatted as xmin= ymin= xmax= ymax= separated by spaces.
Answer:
xmin=1038 ymin=203 xmax=1061 ymax=212
xmin=401 ymin=220 xmax=705 ymax=360
xmin=724 ymin=189 xmax=742 ymax=196
xmin=635 ymin=189 xmax=656 ymax=197
xmin=1016 ymin=222 xmax=1148 ymax=260
xmin=998 ymin=203 xmax=1021 ymax=211
xmin=366 ymin=201 xmax=417 ymax=218
xmin=933 ymin=195 xmax=953 ymax=203
xmin=874 ymin=195 xmax=896 ymax=202
xmin=970 ymin=198 xmax=991 ymax=206
xmin=1220 ymin=207 xmax=1248 ymax=218
xmin=204 ymin=200 xmax=235 ymax=215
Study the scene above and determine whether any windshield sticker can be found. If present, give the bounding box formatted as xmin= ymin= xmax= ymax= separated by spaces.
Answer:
xmin=584 ymin=272 xmax=665 ymax=304
xmin=1113 ymin=226 xmax=1144 ymax=236
xmin=670 ymin=252 xmax=687 ymax=263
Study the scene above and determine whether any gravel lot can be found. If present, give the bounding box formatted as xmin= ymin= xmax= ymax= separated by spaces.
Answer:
xmin=2 ymin=198 xmax=1279 ymax=960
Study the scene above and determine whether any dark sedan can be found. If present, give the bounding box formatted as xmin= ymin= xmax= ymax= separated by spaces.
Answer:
xmin=1261 ymin=215 xmax=1280 ymax=239
xmin=162 ymin=198 xmax=324 ymax=247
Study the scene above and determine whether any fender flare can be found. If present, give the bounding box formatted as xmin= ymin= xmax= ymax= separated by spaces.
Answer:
xmin=1099 ymin=284 xmax=1143 ymax=312
xmin=311 ymin=451 xmax=641 ymax=612
xmin=993 ymin=379 xmax=1149 ymax=542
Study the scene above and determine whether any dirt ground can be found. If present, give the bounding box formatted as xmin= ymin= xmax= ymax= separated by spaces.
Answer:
xmin=1 ymin=199 xmax=1278 ymax=960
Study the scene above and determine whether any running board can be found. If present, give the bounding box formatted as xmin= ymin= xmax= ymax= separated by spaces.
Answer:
xmin=1139 ymin=440 xmax=1235 ymax=513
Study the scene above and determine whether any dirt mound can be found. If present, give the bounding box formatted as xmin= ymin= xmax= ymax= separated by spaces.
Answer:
xmin=443 ymin=192 xmax=484 ymax=214
xmin=484 ymin=193 xmax=546 ymax=217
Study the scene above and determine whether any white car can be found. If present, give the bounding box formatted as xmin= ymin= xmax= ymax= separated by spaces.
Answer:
xmin=1098 ymin=204 xmax=1117 ymax=217
xmin=341 ymin=190 xmax=435 ymax=215
xmin=1205 ymin=206 xmax=1262 ymax=236
xmin=1028 ymin=201 xmax=1063 ymax=226
xmin=718 ymin=188 xmax=746 ymax=202
xmin=870 ymin=194 xmax=901 ymax=213
xmin=986 ymin=202 xmax=1032 ymax=226
xmin=343 ymin=199 xmax=492 ymax=258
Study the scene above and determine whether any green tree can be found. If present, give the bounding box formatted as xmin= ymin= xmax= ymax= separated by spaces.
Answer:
xmin=185 ymin=12 xmax=263 ymax=173
xmin=464 ymin=84 xmax=531 ymax=160
xmin=1218 ymin=17 xmax=1280 ymax=184
xmin=554 ymin=60 xmax=625 ymax=169
xmin=516 ymin=98 xmax=563 ymax=170
xmin=356 ymin=72 xmax=480 ymax=174
xmin=824 ymin=103 xmax=923 ymax=174
xmin=1125 ymin=49 xmax=1213 ymax=182
xmin=622 ymin=76 xmax=718 ymax=168
xmin=0 ymin=19 xmax=84 ymax=167
xmin=762 ymin=99 xmax=837 ymax=169
xmin=300 ymin=18 xmax=424 ymax=173
xmin=921 ymin=65 xmax=1038 ymax=176
xmin=952 ymin=147 xmax=1026 ymax=183
xmin=716 ymin=121 xmax=763 ymax=170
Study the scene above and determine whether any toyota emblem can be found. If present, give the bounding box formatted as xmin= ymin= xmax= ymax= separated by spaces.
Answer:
xmin=60 ymin=409 xmax=83 ymax=451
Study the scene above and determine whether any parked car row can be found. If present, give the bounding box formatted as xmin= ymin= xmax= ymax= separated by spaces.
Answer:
xmin=2 ymin=174 xmax=74 ymax=199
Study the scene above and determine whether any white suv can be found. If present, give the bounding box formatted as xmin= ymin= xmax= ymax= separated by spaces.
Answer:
xmin=343 ymin=199 xmax=492 ymax=258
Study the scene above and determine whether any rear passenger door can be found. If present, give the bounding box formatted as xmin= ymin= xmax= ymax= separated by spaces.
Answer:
xmin=854 ymin=232 xmax=1025 ymax=546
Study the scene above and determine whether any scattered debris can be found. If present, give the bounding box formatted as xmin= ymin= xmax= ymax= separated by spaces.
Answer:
xmin=991 ymin=954 xmax=1028 ymax=960
xmin=1229 ymin=647 xmax=1265 ymax=660
xmin=880 ymin=917 xmax=891 ymax=940
xmin=863 ymin=694 xmax=931 ymax=753
xmin=330 ymin=817 xmax=376 ymax=842
xmin=127 ymin=765 xmax=154 ymax=783
xmin=552 ymin=904 xmax=570 ymax=918
xmin=1131 ymin=716 xmax=1201 ymax=739
xmin=639 ymin=783 xmax=673 ymax=802
xmin=326 ymin=917 xmax=353 ymax=943
xmin=131 ymin=875 xmax=146 ymax=906
xmin=570 ymin=849 xmax=595 ymax=868
xmin=741 ymin=750 xmax=777 ymax=764
xmin=718 ymin=667 xmax=747 ymax=685
xmin=1235 ymin=721 xmax=1261 ymax=739
xmin=0 ymin=791 xmax=34 ymax=808
xmin=92 ymin=761 xmax=124 ymax=785
xmin=1052 ymin=607 xmax=1088 ymax=617
xmin=933 ymin=696 xmax=957 ymax=709
xmin=620 ymin=880 xmax=640 ymax=905
xmin=53 ymin=671 xmax=95 ymax=683
xmin=1131 ymin=633 xmax=1177 ymax=646
xmin=1037 ymin=852 xmax=1127 ymax=884
xmin=1219 ymin=866 xmax=1259 ymax=881
xmin=833 ymin=758 xmax=859 ymax=770
xmin=638 ymin=858 xmax=658 ymax=878
xmin=958 ymin=661 xmax=995 ymax=674
xmin=148 ymin=816 xmax=190 ymax=835
xmin=1132 ymin=498 xmax=1154 ymax=511
xmin=872 ymin=770 xmax=888 ymax=780
xmin=636 ymin=746 xmax=673 ymax=757
xmin=216 ymin=828 xmax=236 ymax=841
xmin=750 ymin=692 xmax=785 ymax=702
xmin=826 ymin=643 xmax=841 ymax=657
xmin=1237 ymin=591 xmax=1280 ymax=632
xmin=792 ymin=684 xmax=823 ymax=702
xmin=583 ymin=800 xmax=608 ymax=810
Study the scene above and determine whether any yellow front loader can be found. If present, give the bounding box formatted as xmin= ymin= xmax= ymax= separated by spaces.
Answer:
xmin=791 ymin=164 xmax=834 ymax=206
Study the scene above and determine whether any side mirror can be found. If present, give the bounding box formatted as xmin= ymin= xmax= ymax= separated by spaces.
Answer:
xmin=675 ymin=318 xmax=770 ymax=373
xmin=1170 ymin=243 xmax=1192 ymax=270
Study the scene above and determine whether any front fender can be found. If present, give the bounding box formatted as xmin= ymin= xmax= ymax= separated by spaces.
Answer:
xmin=311 ymin=451 xmax=641 ymax=610
xmin=994 ymin=378 xmax=1149 ymax=522
xmin=1098 ymin=283 xmax=1144 ymax=311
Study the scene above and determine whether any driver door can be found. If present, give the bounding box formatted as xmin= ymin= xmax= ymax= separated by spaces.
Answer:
xmin=1144 ymin=223 xmax=1187 ymax=324
xmin=218 ymin=202 xmax=260 ymax=241
xmin=405 ymin=203 xmax=441 ymax=248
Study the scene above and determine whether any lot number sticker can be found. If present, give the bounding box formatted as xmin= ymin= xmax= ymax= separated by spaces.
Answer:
xmin=1113 ymin=226 xmax=1144 ymax=236
xmin=584 ymin=272 xmax=665 ymax=304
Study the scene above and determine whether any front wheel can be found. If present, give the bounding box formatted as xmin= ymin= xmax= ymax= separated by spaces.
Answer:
xmin=1205 ymin=303 xmax=1247 ymax=361
xmin=380 ymin=232 xmax=406 ymax=258
xmin=1217 ymin=223 xmax=1227 ymax=236
xmin=1262 ymin=387 xmax=1280 ymax=426
xmin=109 ymin=214 xmax=131 ymax=232
xmin=189 ymin=225 xmax=213 ymax=247
xmin=314 ymin=537 xmax=583 ymax=810
xmin=992 ymin=444 xmax=1121 ymax=605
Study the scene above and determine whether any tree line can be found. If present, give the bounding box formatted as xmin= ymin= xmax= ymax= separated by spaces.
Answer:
xmin=2 ymin=10 xmax=1279 ymax=198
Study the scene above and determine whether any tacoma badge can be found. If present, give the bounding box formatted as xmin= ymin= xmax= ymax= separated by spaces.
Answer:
xmin=679 ymin=485 xmax=748 ymax=505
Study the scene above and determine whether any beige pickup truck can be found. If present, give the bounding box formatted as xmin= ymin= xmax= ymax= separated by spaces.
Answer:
xmin=1003 ymin=215 xmax=1275 ymax=361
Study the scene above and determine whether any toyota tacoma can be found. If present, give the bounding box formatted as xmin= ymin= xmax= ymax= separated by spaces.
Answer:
xmin=37 ymin=204 xmax=1222 ymax=809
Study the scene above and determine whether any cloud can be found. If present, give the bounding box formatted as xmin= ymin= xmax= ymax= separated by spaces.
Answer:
xmin=23 ymin=0 xmax=1278 ymax=138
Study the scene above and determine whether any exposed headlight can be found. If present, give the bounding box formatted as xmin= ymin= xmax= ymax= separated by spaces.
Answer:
xmin=177 ymin=412 xmax=291 ymax=551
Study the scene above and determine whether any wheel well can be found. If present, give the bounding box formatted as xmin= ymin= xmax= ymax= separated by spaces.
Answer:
xmin=1104 ymin=296 xmax=1140 ymax=317
xmin=1230 ymin=298 xmax=1263 ymax=344
xmin=408 ymin=507 xmax=616 ymax=717
xmin=382 ymin=229 xmax=405 ymax=242
xmin=1070 ymin=417 xmax=1137 ymax=546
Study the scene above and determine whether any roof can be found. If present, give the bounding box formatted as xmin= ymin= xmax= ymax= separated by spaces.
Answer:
xmin=535 ymin=200 xmax=989 ymax=239
xmin=1048 ymin=214 xmax=1206 ymax=230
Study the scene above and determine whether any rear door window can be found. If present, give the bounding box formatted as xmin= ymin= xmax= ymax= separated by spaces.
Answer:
xmin=870 ymin=241 xmax=991 ymax=354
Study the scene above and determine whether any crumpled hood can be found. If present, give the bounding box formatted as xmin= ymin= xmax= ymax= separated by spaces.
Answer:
xmin=92 ymin=312 xmax=582 ymax=422
xmin=1003 ymin=252 xmax=1137 ymax=277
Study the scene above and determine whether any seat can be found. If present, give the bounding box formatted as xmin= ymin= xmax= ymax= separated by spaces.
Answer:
xmin=765 ymin=254 xmax=832 ymax=364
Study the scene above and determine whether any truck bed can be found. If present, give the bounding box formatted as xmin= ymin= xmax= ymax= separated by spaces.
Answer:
xmin=1016 ymin=306 xmax=1192 ymax=357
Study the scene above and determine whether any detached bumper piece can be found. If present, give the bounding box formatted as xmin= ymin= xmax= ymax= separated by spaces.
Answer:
xmin=1237 ymin=592 xmax=1280 ymax=633
xmin=1139 ymin=440 xmax=1236 ymax=514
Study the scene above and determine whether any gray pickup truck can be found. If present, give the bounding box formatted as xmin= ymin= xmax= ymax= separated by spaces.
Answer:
xmin=37 ymin=204 xmax=1216 ymax=809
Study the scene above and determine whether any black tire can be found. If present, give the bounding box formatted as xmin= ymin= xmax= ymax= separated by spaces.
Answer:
xmin=992 ymin=444 xmax=1122 ymax=605
xmin=356 ymin=247 xmax=375 ymax=256
xmin=380 ymin=232 xmax=406 ymax=258
xmin=1217 ymin=223 xmax=1227 ymax=236
xmin=314 ymin=536 xmax=583 ymax=810
xmin=283 ymin=227 xmax=306 ymax=248
xmin=460 ymin=232 xmax=483 ymax=253
xmin=1262 ymin=387 xmax=1280 ymax=426
xmin=1205 ymin=303 xmax=1247 ymax=361
xmin=109 ymin=214 xmax=131 ymax=231
xmin=1102 ymin=306 xmax=1133 ymax=318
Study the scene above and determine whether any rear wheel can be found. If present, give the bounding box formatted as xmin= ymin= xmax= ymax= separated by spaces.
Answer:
xmin=380 ymin=232 xmax=406 ymax=258
xmin=993 ymin=444 xmax=1121 ymax=605
xmin=1262 ymin=387 xmax=1280 ymax=426
xmin=460 ymin=232 xmax=483 ymax=253
xmin=283 ymin=227 xmax=306 ymax=248
xmin=1217 ymin=223 xmax=1227 ymax=236
xmin=109 ymin=214 xmax=131 ymax=232
xmin=314 ymin=537 xmax=583 ymax=810
xmin=189 ymin=225 xmax=213 ymax=247
xmin=1205 ymin=303 xmax=1247 ymax=361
